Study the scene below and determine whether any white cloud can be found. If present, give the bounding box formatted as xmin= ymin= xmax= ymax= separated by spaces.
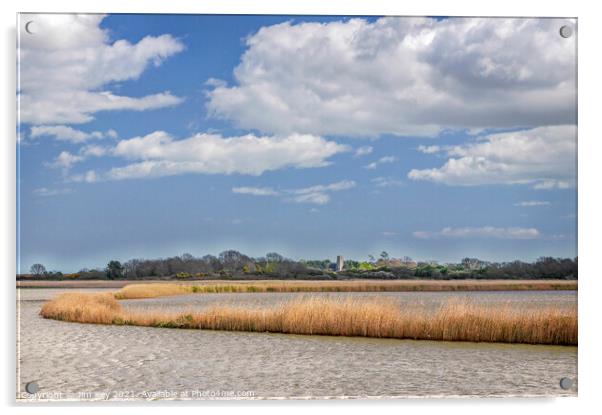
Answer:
xmin=232 ymin=180 xmax=356 ymax=205
xmin=30 ymin=125 xmax=117 ymax=143
xmin=413 ymin=226 xmax=540 ymax=240
xmin=206 ymin=17 xmax=576 ymax=137
xmin=364 ymin=156 xmax=398 ymax=170
xmin=514 ymin=200 xmax=550 ymax=207
xmin=290 ymin=192 xmax=331 ymax=205
xmin=45 ymin=143 xmax=107 ymax=175
xmin=371 ymin=176 xmax=404 ymax=188
xmin=417 ymin=145 xmax=443 ymax=154
xmin=533 ymin=180 xmax=571 ymax=190
xmin=70 ymin=170 xmax=98 ymax=183
xmin=287 ymin=180 xmax=356 ymax=205
xmin=33 ymin=187 xmax=73 ymax=197
xmin=354 ymin=146 xmax=373 ymax=157
xmin=294 ymin=180 xmax=356 ymax=194
xmin=408 ymin=125 xmax=576 ymax=188
xmin=80 ymin=144 xmax=109 ymax=157
xmin=19 ymin=14 xmax=184 ymax=125
xmin=95 ymin=131 xmax=349 ymax=180
xmin=48 ymin=151 xmax=84 ymax=170
xmin=232 ymin=187 xmax=279 ymax=196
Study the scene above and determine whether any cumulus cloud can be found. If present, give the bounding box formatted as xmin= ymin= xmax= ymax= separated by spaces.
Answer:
xmin=48 ymin=151 xmax=84 ymax=170
xmin=206 ymin=17 xmax=576 ymax=137
xmin=413 ymin=226 xmax=540 ymax=240
xmin=46 ymin=141 xmax=111 ymax=174
xmin=364 ymin=156 xmax=398 ymax=170
xmin=19 ymin=14 xmax=184 ymax=125
xmin=79 ymin=144 xmax=109 ymax=157
xmin=30 ymin=125 xmax=118 ymax=143
xmin=408 ymin=125 xmax=576 ymax=188
xmin=232 ymin=180 xmax=356 ymax=205
xmin=85 ymin=131 xmax=350 ymax=180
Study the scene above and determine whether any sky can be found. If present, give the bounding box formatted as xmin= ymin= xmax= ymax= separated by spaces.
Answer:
xmin=17 ymin=14 xmax=577 ymax=272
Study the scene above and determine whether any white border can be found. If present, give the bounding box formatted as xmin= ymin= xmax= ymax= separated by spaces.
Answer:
xmin=3 ymin=1 xmax=601 ymax=414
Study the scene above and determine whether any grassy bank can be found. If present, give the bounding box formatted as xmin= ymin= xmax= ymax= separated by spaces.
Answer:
xmin=112 ymin=280 xmax=578 ymax=299
xmin=40 ymin=292 xmax=577 ymax=345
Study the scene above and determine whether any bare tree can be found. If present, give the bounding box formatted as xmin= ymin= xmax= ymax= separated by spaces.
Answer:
xmin=30 ymin=263 xmax=46 ymax=276
xmin=266 ymin=252 xmax=284 ymax=263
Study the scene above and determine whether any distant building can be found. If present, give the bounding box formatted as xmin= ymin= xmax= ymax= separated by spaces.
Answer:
xmin=336 ymin=255 xmax=344 ymax=272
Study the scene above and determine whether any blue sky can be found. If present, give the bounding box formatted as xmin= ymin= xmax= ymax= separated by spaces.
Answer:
xmin=17 ymin=14 xmax=577 ymax=272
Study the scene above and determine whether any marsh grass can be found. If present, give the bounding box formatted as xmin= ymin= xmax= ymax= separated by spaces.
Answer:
xmin=40 ymin=292 xmax=577 ymax=345
xmin=113 ymin=280 xmax=577 ymax=300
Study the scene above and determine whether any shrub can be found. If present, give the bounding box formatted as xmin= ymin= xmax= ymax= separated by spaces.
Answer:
xmin=175 ymin=272 xmax=192 ymax=278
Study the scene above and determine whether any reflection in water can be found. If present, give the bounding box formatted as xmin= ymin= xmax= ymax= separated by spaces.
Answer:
xmin=18 ymin=289 xmax=577 ymax=400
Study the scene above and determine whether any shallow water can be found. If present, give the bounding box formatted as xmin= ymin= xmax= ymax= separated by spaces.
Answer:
xmin=17 ymin=288 xmax=577 ymax=400
xmin=119 ymin=289 xmax=578 ymax=313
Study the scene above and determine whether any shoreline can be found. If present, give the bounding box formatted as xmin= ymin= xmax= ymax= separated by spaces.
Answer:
xmin=18 ymin=278 xmax=578 ymax=291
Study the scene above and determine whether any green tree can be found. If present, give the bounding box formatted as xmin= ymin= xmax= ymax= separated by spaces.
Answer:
xmin=359 ymin=262 xmax=373 ymax=271
xmin=106 ymin=260 xmax=124 ymax=279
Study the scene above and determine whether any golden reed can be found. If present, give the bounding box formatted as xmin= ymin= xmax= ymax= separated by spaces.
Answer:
xmin=40 ymin=292 xmax=577 ymax=345
xmin=113 ymin=280 xmax=577 ymax=300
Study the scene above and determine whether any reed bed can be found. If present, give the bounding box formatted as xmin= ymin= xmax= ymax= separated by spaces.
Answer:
xmin=113 ymin=280 xmax=577 ymax=300
xmin=40 ymin=292 xmax=577 ymax=345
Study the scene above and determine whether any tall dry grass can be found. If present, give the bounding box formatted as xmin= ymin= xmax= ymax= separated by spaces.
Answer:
xmin=39 ymin=292 xmax=121 ymax=325
xmin=115 ymin=283 xmax=190 ymax=299
xmin=40 ymin=292 xmax=577 ymax=345
xmin=113 ymin=280 xmax=577 ymax=300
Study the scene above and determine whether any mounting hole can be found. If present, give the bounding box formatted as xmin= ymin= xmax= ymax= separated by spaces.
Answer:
xmin=559 ymin=25 xmax=573 ymax=38
xmin=559 ymin=377 xmax=573 ymax=390
xmin=25 ymin=21 xmax=35 ymax=35
xmin=25 ymin=381 xmax=39 ymax=394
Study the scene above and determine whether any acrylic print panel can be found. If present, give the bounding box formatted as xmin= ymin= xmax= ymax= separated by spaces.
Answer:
xmin=16 ymin=14 xmax=577 ymax=401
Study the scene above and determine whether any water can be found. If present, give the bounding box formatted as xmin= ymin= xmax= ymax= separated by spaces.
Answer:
xmin=119 ymin=289 xmax=578 ymax=313
xmin=17 ymin=289 xmax=577 ymax=400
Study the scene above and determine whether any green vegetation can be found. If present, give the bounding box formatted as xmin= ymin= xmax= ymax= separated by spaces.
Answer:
xmin=175 ymin=272 xmax=192 ymax=278
xmin=106 ymin=260 xmax=124 ymax=280
xmin=20 ymin=252 xmax=578 ymax=281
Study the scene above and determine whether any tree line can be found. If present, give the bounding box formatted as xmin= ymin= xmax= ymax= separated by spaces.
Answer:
xmin=23 ymin=250 xmax=577 ymax=280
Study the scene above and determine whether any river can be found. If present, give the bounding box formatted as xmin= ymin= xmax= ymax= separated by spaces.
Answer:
xmin=17 ymin=288 xmax=577 ymax=400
